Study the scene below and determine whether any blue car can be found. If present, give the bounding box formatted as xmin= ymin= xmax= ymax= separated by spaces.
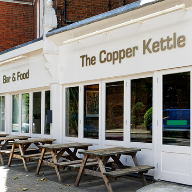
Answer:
xmin=163 ymin=109 xmax=190 ymax=138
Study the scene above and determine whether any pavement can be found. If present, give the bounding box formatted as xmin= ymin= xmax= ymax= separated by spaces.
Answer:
xmin=0 ymin=157 xmax=192 ymax=192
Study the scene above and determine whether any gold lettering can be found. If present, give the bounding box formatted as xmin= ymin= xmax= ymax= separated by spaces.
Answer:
xmin=177 ymin=35 xmax=186 ymax=48
xmin=132 ymin=46 xmax=138 ymax=57
xmin=126 ymin=48 xmax=132 ymax=58
xmin=119 ymin=49 xmax=125 ymax=63
xmin=152 ymin=41 xmax=160 ymax=53
xmin=80 ymin=55 xmax=86 ymax=67
xmin=143 ymin=39 xmax=152 ymax=54
xmin=99 ymin=50 xmax=106 ymax=63
xmin=160 ymin=38 xmax=167 ymax=51
xmin=91 ymin=56 xmax=96 ymax=65
xmin=112 ymin=51 xmax=118 ymax=64
xmin=167 ymin=36 xmax=173 ymax=50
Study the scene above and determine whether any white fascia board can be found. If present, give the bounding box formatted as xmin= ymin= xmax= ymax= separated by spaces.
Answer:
xmin=0 ymin=0 xmax=32 ymax=5
xmin=0 ymin=40 xmax=43 ymax=63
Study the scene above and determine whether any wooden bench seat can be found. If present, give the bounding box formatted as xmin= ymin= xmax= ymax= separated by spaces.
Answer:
xmin=0 ymin=144 xmax=13 ymax=149
xmin=54 ymin=159 xmax=98 ymax=168
xmin=21 ymin=152 xmax=52 ymax=158
xmin=31 ymin=153 xmax=70 ymax=161
xmin=0 ymin=148 xmax=39 ymax=154
xmin=68 ymin=160 xmax=114 ymax=169
xmin=103 ymin=165 xmax=155 ymax=178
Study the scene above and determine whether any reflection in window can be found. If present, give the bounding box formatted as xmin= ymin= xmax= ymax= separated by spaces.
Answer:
xmin=84 ymin=84 xmax=99 ymax=139
xmin=106 ymin=81 xmax=124 ymax=141
xmin=163 ymin=72 xmax=190 ymax=146
xmin=131 ymin=78 xmax=152 ymax=143
xmin=0 ymin=96 xmax=5 ymax=132
xmin=33 ymin=92 xmax=41 ymax=134
xmin=66 ymin=87 xmax=79 ymax=137
xmin=12 ymin=94 xmax=19 ymax=132
xmin=45 ymin=91 xmax=50 ymax=134
xmin=21 ymin=93 xmax=29 ymax=133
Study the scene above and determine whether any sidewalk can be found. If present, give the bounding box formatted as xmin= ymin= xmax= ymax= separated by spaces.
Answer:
xmin=0 ymin=166 xmax=84 ymax=192
xmin=1 ymin=157 xmax=192 ymax=192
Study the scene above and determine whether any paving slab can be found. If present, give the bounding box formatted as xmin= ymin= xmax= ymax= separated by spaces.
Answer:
xmin=137 ymin=181 xmax=192 ymax=192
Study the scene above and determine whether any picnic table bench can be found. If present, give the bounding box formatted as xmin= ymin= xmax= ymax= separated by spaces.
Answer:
xmin=0 ymin=136 xmax=31 ymax=165
xmin=36 ymin=142 xmax=93 ymax=182
xmin=75 ymin=147 xmax=155 ymax=192
xmin=7 ymin=138 xmax=56 ymax=172
xmin=0 ymin=134 xmax=9 ymax=137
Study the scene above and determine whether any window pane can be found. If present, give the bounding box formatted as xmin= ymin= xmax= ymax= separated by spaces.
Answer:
xmin=106 ymin=81 xmax=124 ymax=141
xmin=163 ymin=72 xmax=190 ymax=146
xmin=66 ymin=87 xmax=79 ymax=137
xmin=33 ymin=92 xmax=41 ymax=134
xmin=84 ymin=84 xmax=99 ymax=139
xmin=131 ymin=77 xmax=152 ymax=143
xmin=12 ymin=94 xmax=19 ymax=132
xmin=21 ymin=93 xmax=29 ymax=133
xmin=0 ymin=96 xmax=5 ymax=132
xmin=45 ymin=91 xmax=50 ymax=135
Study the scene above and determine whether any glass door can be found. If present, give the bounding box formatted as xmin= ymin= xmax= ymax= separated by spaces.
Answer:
xmin=0 ymin=96 xmax=5 ymax=132
xmin=156 ymin=69 xmax=192 ymax=185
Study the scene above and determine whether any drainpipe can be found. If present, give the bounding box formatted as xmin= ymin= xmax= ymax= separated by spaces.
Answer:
xmin=56 ymin=7 xmax=62 ymax=27
xmin=64 ymin=0 xmax=75 ymax=24
xmin=108 ymin=0 xmax=111 ymax=11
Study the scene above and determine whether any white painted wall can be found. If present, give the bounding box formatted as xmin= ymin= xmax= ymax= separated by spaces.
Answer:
xmin=0 ymin=49 xmax=50 ymax=93
xmin=58 ymin=7 xmax=192 ymax=85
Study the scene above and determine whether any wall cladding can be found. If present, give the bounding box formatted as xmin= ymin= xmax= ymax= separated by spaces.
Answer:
xmin=0 ymin=1 xmax=34 ymax=52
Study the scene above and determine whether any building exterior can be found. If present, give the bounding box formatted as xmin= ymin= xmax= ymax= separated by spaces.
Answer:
xmin=0 ymin=0 xmax=138 ymax=52
xmin=1 ymin=0 xmax=192 ymax=186
xmin=0 ymin=0 xmax=45 ymax=52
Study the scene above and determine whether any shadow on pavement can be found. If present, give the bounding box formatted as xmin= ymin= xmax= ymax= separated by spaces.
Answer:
xmin=1 ymin=156 xmax=154 ymax=192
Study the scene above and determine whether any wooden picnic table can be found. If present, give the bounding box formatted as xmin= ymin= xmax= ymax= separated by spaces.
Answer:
xmin=75 ymin=147 xmax=155 ymax=192
xmin=0 ymin=134 xmax=9 ymax=137
xmin=36 ymin=142 xmax=93 ymax=182
xmin=7 ymin=138 xmax=56 ymax=172
xmin=0 ymin=136 xmax=31 ymax=165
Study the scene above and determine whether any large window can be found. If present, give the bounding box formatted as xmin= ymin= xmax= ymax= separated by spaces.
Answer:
xmin=33 ymin=92 xmax=41 ymax=134
xmin=11 ymin=90 xmax=50 ymax=134
xmin=84 ymin=84 xmax=99 ymax=139
xmin=45 ymin=91 xmax=50 ymax=134
xmin=21 ymin=93 xmax=29 ymax=133
xmin=163 ymin=72 xmax=190 ymax=146
xmin=106 ymin=81 xmax=124 ymax=141
xmin=12 ymin=94 xmax=19 ymax=132
xmin=131 ymin=77 xmax=152 ymax=143
xmin=0 ymin=96 xmax=5 ymax=132
xmin=65 ymin=87 xmax=79 ymax=137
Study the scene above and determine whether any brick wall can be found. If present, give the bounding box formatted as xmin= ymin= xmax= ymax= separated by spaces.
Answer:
xmin=0 ymin=0 xmax=138 ymax=52
xmin=54 ymin=0 xmax=138 ymax=27
xmin=0 ymin=1 xmax=34 ymax=52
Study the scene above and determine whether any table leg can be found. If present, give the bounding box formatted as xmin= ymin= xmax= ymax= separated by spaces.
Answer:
xmin=66 ymin=148 xmax=79 ymax=160
xmin=111 ymin=155 xmax=124 ymax=169
xmin=51 ymin=150 xmax=62 ymax=182
xmin=22 ymin=144 xmax=30 ymax=153
xmin=19 ymin=144 xmax=29 ymax=172
xmin=36 ymin=148 xmax=46 ymax=175
xmin=1 ymin=140 xmax=9 ymax=149
xmin=132 ymin=153 xmax=147 ymax=186
xmin=97 ymin=157 xmax=113 ymax=192
xmin=0 ymin=152 xmax=4 ymax=165
xmin=8 ymin=143 xmax=15 ymax=167
xmin=56 ymin=149 xmax=66 ymax=161
xmin=74 ymin=154 xmax=89 ymax=187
